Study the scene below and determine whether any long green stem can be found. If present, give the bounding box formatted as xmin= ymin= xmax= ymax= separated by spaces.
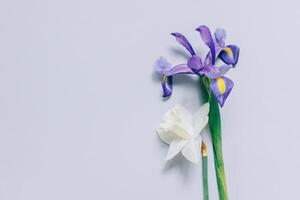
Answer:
xmin=200 ymin=77 xmax=228 ymax=200
xmin=201 ymin=142 xmax=209 ymax=200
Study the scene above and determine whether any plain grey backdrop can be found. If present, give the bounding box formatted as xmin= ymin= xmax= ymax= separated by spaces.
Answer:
xmin=0 ymin=0 xmax=299 ymax=199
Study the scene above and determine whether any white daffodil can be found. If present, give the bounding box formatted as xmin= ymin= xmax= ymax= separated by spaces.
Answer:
xmin=156 ymin=103 xmax=209 ymax=163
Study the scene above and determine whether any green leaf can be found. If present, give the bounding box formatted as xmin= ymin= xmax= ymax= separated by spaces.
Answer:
xmin=200 ymin=77 xmax=228 ymax=200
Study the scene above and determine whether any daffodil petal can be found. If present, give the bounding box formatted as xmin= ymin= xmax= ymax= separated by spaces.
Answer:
xmin=181 ymin=139 xmax=201 ymax=163
xmin=193 ymin=103 xmax=209 ymax=135
xmin=166 ymin=139 xmax=188 ymax=160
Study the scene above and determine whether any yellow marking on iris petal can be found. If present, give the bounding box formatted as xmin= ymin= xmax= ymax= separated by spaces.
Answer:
xmin=162 ymin=75 xmax=167 ymax=82
xmin=217 ymin=77 xmax=226 ymax=94
xmin=223 ymin=47 xmax=233 ymax=57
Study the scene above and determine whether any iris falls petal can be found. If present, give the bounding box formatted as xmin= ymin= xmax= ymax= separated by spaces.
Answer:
xmin=210 ymin=76 xmax=234 ymax=107
xmin=162 ymin=75 xmax=173 ymax=97
xmin=161 ymin=64 xmax=194 ymax=97
xmin=219 ymin=45 xmax=240 ymax=65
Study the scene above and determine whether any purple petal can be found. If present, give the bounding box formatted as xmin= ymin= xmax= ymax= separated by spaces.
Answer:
xmin=165 ymin=64 xmax=194 ymax=76
xmin=218 ymin=45 xmax=240 ymax=65
xmin=187 ymin=56 xmax=203 ymax=73
xmin=161 ymin=64 xmax=194 ymax=97
xmin=202 ymin=65 xmax=219 ymax=78
xmin=214 ymin=28 xmax=226 ymax=47
xmin=153 ymin=57 xmax=172 ymax=76
xmin=203 ymin=65 xmax=232 ymax=79
xmin=195 ymin=25 xmax=216 ymax=64
xmin=171 ymin=32 xmax=196 ymax=56
xmin=204 ymin=52 xmax=212 ymax=65
xmin=210 ymin=76 xmax=234 ymax=107
xmin=162 ymin=75 xmax=173 ymax=97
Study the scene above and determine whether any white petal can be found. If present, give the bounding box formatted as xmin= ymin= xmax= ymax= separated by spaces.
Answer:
xmin=156 ymin=127 xmax=178 ymax=144
xmin=159 ymin=105 xmax=194 ymax=140
xmin=181 ymin=139 xmax=201 ymax=163
xmin=193 ymin=103 xmax=210 ymax=136
xmin=166 ymin=139 xmax=188 ymax=161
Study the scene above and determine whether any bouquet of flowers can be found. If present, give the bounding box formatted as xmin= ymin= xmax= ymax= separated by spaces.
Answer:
xmin=154 ymin=25 xmax=240 ymax=200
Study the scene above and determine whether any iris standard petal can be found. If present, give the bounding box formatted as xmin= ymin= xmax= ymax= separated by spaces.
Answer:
xmin=195 ymin=25 xmax=216 ymax=64
xmin=214 ymin=28 xmax=226 ymax=47
xmin=202 ymin=65 xmax=232 ymax=79
xmin=210 ymin=76 xmax=234 ymax=107
xmin=171 ymin=32 xmax=196 ymax=56
xmin=187 ymin=55 xmax=204 ymax=73
xmin=204 ymin=52 xmax=212 ymax=66
xmin=218 ymin=45 xmax=240 ymax=65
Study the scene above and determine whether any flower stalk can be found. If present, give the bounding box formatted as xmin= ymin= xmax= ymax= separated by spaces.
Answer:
xmin=201 ymin=142 xmax=209 ymax=200
xmin=200 ymin=76 xmax=228 ymax=200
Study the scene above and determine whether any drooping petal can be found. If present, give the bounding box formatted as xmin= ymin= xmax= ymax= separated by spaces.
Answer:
xmin=166 ymin=139 xmax=188 ymax=160
xmin=153 ymin=57 xmax=172 ymax=76
xmin=195 ymin=25 xmax=216 ymax=64
xmin=218 ymin=45 xmax=240 ymax=65
xmin=162 ymin=75 xmax=172 ymax=97
xmin=202 ymin=65 xmax=232 ymax=79
xmin=210 ymin=76 xmax=234 ymax=107
xmin=161 ymin=64 xmax=194 ymax=97
xmin=187 ymin=55 xmax=203 ymax=73
xmin=165 ymin=64 xmax=193 ymax=76
xmin=214 ymin=28 xmax=226 ymax=47
xmin=181 ymin=139 xmax=201 ymax=163
xmin=171 ymin=32 xmax=196 ymax=56
xmin=193 ymin=103 xmax=209 ymax=136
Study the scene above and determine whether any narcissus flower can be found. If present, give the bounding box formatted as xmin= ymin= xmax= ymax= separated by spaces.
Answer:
xmin=154 ymin=25 xmax=240 ymax=107
xmin=156 ymin=103 xmax=209 ymax=163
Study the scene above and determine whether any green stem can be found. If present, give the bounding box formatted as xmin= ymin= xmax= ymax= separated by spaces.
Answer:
xmin=200 ymin=77 xmax=228 ymax=200
xmin=201 ymin=142 xmax=209 ymax=200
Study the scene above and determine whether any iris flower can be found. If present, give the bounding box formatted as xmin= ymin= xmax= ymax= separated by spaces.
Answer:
xmin=156 ymin=103 xmax=209 ymax=163
xmin=154 ymin=25 xmax=240 ymax=107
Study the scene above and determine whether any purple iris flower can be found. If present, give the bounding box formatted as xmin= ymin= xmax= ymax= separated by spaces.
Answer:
xmin=154 ymin=25 xmax=240 ymax=107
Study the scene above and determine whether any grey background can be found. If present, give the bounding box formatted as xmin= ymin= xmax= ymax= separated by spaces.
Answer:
xmin=0 ymin=0 xmax=299 ymax=199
